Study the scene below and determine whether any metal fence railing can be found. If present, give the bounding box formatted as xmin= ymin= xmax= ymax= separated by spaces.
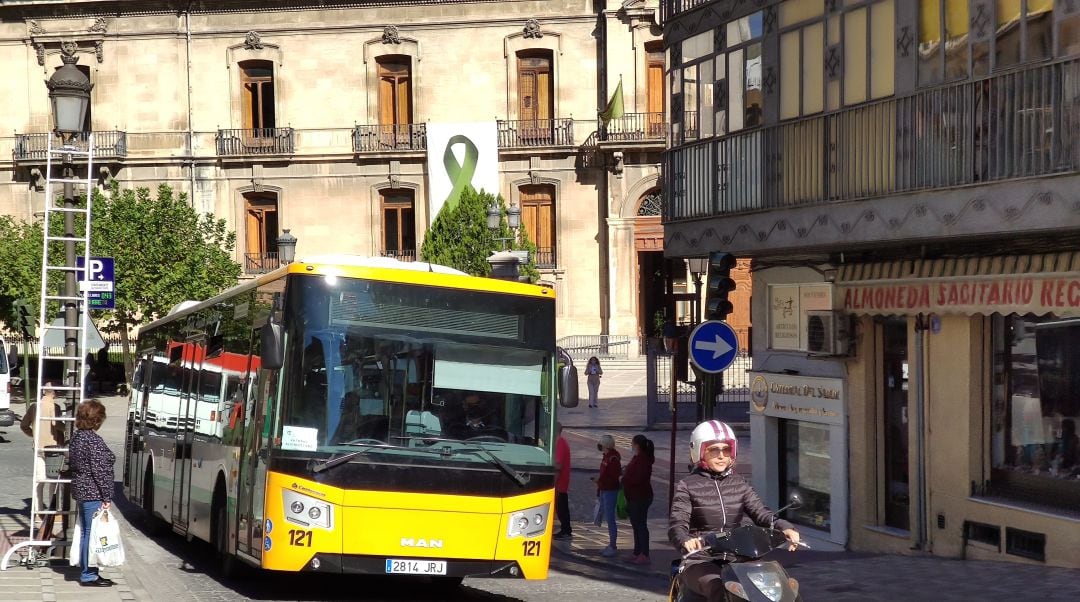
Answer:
xmin=381 ymin=249 xmax=417 ymax=262
xmin=599 ymin=112 xmax=666 ymax=142
xmin=660 ymin=0 xmax=713 ymax=24
xmin=353 ymin=123 xmax=427 ymax=152
xmin=556 ymin=335 xmax=632 ymax=361
xmin=216 ymin=128 xmax=295 ymax=156
xmin=497 ymin=119 xmax=574 ymax=148
xmin=646 ymin=328 xmax=752 ymax=428
xmin=13 ymin=131 xmax=128 ymax=162
xmin=533 ymin=247 xmax=556 ymax=269
xmin=666 ymin=57 xmax=1080 ymax=221
xmin=245 ymin=252 xmax=280 ymax=274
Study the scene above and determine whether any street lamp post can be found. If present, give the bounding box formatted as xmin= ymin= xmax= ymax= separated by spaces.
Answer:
xmin=46 ymin=45 xmax=92 ymax=402
xmin=486 ymin=200 xmax=526 ymax=281
xmin=277 ymin=229 xmax=298 ymax=265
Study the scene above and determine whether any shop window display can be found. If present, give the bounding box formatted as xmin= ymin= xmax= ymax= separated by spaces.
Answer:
xmin=990 ymin=314 xmax=1080 ymax=509
xmin=780 ymin=420 xmax=831 ymax=529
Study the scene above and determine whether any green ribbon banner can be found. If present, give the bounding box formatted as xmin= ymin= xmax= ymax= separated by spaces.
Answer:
xmin=441 ymin=134 xmax=479 ymax=214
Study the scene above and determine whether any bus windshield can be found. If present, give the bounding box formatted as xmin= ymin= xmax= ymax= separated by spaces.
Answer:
xmin=275 ymin=274 xmax=556 ymax=468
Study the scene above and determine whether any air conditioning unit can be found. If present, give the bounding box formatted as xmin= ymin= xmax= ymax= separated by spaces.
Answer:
xmin=805 ymin=310 xmax=853 ymax=356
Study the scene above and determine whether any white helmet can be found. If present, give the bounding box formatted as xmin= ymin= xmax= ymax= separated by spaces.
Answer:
xmin=689 ymin=420 xmax=738 ymax=465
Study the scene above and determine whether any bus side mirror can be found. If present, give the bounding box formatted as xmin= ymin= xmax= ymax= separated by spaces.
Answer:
xmin=558 ymin=364 xmax=579 ymax=408
xmin=260 ymin=322 xmax=284 ymax=370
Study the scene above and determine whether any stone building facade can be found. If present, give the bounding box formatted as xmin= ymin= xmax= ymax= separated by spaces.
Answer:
xmin=0 ymin=0 xmax=710 ymax=348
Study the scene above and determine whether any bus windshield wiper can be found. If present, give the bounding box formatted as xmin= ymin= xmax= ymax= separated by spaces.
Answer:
xmin=392 ymin=436 xmax=529 ymax=487
xmin=454 ymin=447 xmax=530 ymax=487
xmin=311 ymin=442 xmax=442 ymax=474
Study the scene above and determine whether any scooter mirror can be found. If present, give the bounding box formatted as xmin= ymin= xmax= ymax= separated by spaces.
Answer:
xmin=787 ymin=492 xmax=804 ymax=510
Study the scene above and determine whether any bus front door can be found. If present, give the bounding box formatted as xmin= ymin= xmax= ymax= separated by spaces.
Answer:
xmin=237 ymin=329 xmax=272 ymax=560
xmin=170 ymin=340 xmax=203 ymax=533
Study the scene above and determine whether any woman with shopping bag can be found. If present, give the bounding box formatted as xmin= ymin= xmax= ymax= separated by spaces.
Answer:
xmin=69 ymin=399 xmax=117 ymax=587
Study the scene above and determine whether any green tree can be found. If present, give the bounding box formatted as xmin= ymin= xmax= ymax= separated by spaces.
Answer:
xmin=0 ymin=183 xmax=242 ymax=380
xmin=0 ymin=216 xmax=44 ymax=327
xmin=91 ymin=184 xmax=242 ymax=378
xmin=420 ymin=187 xmax=538 ymax=282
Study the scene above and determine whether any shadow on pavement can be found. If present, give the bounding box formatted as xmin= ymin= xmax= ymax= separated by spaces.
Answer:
xmin=110 ymin=485 xmax=527 ymax=601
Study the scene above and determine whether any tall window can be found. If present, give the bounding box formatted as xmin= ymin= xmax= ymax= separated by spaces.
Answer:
xmin=376 ymin=57 xmax=413 ymax=149
xmin=519 ymin=185 xmax=556 ymax=268
xmin=240 ymin=60 xmax=276 ymax=132
xmin=919 ymin=0 xmax=1072 ymax=82
xmin=381 ymin=190 xmax=416 ymax=261
xmin=646 ymin=41 xmax=666 ymax=137
xmin=377 ymin=56 xmax=412 ymax=127
xmin=244 ymin=192 xmax=279 ymax=273
xmin=990 ymin=314 xmax=1080 ymax=510
xmin=517 ymin=51 xmax=554 ymax=140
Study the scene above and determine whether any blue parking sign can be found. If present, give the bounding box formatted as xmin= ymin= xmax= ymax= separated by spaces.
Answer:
xmin=77 ymin=256 xmax=115 ymax=310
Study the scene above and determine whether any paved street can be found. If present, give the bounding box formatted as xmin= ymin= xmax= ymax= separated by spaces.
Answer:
xmin=2 ymin=367 xmax=1080 ymax=601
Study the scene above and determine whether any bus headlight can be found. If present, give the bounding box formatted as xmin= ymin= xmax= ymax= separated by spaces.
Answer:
xmin=507 ymin=503 xmax=549 ymax=538
xmin=282 ymin=489 xmax=333 ymax=531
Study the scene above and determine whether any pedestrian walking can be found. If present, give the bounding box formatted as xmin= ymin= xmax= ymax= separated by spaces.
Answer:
xmin=585 ymin=356 xmax=603 ymax=408
xmin=20 ymin=384 xmax=66 ymax=517
xmin=553 ymin=422 xmax=573 ymax=540
xmin=591 ymin=434 xmax=621 ymax=557
xmin=69 ymin=399 xmax=116 ymax=588
xmin=620 ymin=434 xmax=655 ymax=565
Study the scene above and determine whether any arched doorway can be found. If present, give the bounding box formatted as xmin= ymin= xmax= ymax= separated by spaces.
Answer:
xmin=634 ymin=189 xmax=685 ymax=350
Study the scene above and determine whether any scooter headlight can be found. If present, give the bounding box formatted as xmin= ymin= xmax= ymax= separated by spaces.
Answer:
xmin=747 ymin=570 xmax=785 ymax=602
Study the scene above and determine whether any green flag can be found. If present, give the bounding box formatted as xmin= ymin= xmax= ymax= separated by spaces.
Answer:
xmin=599 ymin=79 xmax=624 ymax=124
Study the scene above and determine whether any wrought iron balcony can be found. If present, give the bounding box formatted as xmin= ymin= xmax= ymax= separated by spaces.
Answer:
xmin=217 ymin=128 xmax=295 ymax=156
xmin=533 ymin=246 xmax=556 ymax=269
xmin=353 ymin=124 xmax=426 ymax=153
xmin=599 ymin=112 xmax=666 ymax=143
xmin=497 ymin=119 xmax=574 ymax=148
xmin=381 ymin=249 xmax=416 ymax=262
xmin=245 ymin=252 xmax=280 ymax=274
xmin=13 ymin=131 xmax=127 ymax=162
xmin=666 ymin=57 xmax=1080 ymax=221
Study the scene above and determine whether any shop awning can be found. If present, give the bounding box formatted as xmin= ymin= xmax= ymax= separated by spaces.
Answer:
xmin=836 ymin=252 xmax=1080 ymax=317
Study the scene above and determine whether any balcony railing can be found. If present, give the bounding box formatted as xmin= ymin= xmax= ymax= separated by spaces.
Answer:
xmin=13 ymin=131 xmax=127 ymax=162
xmin=667 ymin=57 xmax=1080 ymax=220
xmin=660 ymin=0 xmax=713 ymax=25
xmin=533 ymin=246 xmax=556 ymax=269
xmin=599 ymin=112 xmax=666 ymax=142
xmin=353 ymin=124 xmax=427 ymax=153
xmin=245 ymin=252 xmax=280 ymax=274
xmin=381 ymin=249 xmax=416 ymax=262
xmin=217 ymin=128 xmax=295 ymax=156
xmin=497 ymin=119 xmax=574 ymax=148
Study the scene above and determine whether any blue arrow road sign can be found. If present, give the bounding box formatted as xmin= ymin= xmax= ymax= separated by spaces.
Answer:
xmin=688 ymin=320 xmax=739 ymax=374
xmin=77 ymin=256 xmax=115 ymax=310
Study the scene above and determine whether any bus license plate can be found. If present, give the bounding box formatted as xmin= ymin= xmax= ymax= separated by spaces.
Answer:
xmin=385 ymin=559 xmax=447 ymax=575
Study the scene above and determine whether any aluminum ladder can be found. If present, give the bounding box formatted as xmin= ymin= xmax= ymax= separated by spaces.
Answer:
xmin=1 ymin=133 xmax=96 ymax=570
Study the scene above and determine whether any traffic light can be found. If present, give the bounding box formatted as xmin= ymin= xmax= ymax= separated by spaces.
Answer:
xmin=704 ymin=252 xmax=737 ymax=321
xmin=12 ymin=299 xmax=36 ymax=339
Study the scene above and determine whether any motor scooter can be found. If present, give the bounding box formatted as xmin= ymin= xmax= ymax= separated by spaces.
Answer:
xmin=668 ymin=493 xmax=806 ymax=602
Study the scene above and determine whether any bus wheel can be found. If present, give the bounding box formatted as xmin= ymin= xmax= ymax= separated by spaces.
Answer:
xmin=142 ymin=467 xmax=167 ymax=536
xmin=212 ymin=487 xmax=240 ymax=578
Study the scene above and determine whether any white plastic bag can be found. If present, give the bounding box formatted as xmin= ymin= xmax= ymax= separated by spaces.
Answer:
xmin=88 ymin=508 xmax=125 ymax=567
xmin=68 ymin=514 xmax=92 ymax=567
xmin=592 ymin=499 xmax=602 ymax=526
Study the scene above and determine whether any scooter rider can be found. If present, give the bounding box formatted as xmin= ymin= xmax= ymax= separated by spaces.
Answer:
xmin=669 ymin=420 xmax=801 ymax=601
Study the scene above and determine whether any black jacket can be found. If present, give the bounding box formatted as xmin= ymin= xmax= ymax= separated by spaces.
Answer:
xmin=668 ymin=467 xmax=794 ymax=556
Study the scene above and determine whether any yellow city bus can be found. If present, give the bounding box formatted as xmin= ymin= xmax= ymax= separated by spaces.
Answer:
xmin=123 ymin=256 xmax=576 ymax=583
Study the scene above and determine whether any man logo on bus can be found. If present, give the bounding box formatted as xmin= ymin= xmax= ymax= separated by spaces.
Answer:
xmin=401 ymin=538 xmax=444 ymax=549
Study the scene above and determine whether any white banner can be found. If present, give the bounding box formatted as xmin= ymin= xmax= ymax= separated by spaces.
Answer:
xmin=425 ymin=122 xmax=500 ymax=224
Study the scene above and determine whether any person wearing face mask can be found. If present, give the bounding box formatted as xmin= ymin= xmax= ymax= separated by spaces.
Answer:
xmin=669 ymin=420 xmax=801 ymax=602
xmin=590 ymin=434 xmax=622 ymax=557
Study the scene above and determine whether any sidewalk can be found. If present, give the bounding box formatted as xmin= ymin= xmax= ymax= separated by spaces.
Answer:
xmin=0 ymin=394 xmax=141 ymax=601
xmin=555 ymin=517 xmax=1080 ymax=601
